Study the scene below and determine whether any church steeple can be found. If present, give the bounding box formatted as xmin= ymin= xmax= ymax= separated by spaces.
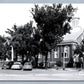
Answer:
xmin=71 ymin=17 xmax=80 ymax=28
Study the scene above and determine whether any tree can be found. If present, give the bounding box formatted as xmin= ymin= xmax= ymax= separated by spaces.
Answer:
xmin=74 ymin=40 xmax=84 ymax=57
xmin=31 ymin=4 xmax=76 ymax=68
xmin=74 ymin=45 xmax=82 ymax=54
xmin=6 ymin=22 xmax=35 ymax=61
xmin=0 ymin=35 xmax=6 ymax=60
xmin=30 ymin=29 xmax=41 ymax=67
xmin=5 ymin=25 xmax=19 ymax=61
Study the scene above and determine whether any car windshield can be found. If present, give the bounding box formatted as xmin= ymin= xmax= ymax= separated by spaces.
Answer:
xmin=14 ymin=62 xmax=21 ymax=65
xmin=25 ymin=62 xmax=31 ymax=65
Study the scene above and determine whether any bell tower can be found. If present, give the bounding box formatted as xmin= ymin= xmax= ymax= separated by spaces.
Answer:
xmin=71 ymin=17 xmax=80 ymax=28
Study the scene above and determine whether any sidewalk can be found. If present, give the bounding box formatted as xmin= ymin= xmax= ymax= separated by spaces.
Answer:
xmin=47 ymin=67 xmax=81 ymax=72
xmin=0 ymin=68 xmax=84 ymax=80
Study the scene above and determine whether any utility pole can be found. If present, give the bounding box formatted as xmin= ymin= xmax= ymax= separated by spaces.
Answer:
xmin=63 ymin=52 xmax=65 ymax=70
xmin=63 ymin=46 xmax=67 ymax=70
xmin=11 ymin=45 xmax=14 ymax=61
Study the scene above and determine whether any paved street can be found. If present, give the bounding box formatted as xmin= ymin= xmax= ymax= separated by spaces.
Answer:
xmin=0 ymin=68 xmax=84 ymax=80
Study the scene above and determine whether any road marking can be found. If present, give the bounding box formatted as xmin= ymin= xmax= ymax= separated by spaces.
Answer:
xmin=0 ymin=73 xmax=79 ymax=77
xmin=79 ymin=73 xmax=84 ymax=75
xmin=51 ymin=74 xmax=75 ymax=76
xmin=0 ymin=74 xmax=50 ymax=77
xmin=0 ymin=74 xmax=34 ymax=76
xmin=34 ymin=74 xmax=50 ymax=76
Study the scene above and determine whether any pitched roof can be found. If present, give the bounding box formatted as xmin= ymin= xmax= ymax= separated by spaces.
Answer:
xmin=63 ymin=26 xmax=83 ymax=43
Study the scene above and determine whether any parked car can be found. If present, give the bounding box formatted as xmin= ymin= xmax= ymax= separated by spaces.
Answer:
xmin=11 ymin=62 xmax=22 ymax=70
xmin=23 ymin=62 xmax=32 ymax=70
xmin=2 ymin=61 xmax=14 ymax=69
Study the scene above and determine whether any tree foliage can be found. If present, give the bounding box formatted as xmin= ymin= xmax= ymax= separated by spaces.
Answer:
xmin=5 ymin=4 xmax=76 ymax=68
xmin=6 ymin=22 xmax=36 ymax=61
xmin=0 ymin=36 xmax=6 ymax=60
xmin=31 ymin=4 xmax=76 ymax=54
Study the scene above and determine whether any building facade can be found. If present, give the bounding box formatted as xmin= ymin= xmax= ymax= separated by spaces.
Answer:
xmin=38 ymin=17 xmax=84 ymax=65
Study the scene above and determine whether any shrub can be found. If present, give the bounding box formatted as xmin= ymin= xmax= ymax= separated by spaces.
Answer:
xmin=66 ymin=58 xmax=74 ymax=68
xmin=39 ymin=62 xmax=44 ymax=67
xmin=66 ymin=62 xmax=73 ymax=68
xmin=56 ymin=61 xmax=63 ymax=67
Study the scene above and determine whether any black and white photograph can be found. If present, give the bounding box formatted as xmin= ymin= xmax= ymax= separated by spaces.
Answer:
xmin=0 ymin=3 xmax=84 ymax=81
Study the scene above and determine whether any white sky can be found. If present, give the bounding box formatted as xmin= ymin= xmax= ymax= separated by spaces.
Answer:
xmin=0 ymin=3 xmax=84 ymax=36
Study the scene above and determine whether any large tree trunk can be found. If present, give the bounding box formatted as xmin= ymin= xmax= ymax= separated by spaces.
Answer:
xmin=16 ymin=53 xmax=17 ymax=61
xmin=26 ymin=53 xmax=28 ymax=61
xmin=35 ymin=55 xmax=38 ymax=68
xmin=14 ymin=50 xmax=17 ymax=61
xmin=45 ymin=53 xmax=48 ymax=69
xmin=22 ymin=53 xmax=24 ymax=62
xmin=26 ymin=52 xmax=31 ymax=61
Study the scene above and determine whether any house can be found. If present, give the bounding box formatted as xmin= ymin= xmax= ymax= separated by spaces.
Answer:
xmin=56 ymin=27 xmax=84 ymax=64
xmin=38 ymin=17 xmax=84 ymax=65
xmin=55 ymin=17 xmax=84 ymax=64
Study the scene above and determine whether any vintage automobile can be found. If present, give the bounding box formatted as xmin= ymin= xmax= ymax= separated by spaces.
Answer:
xmin=23 ymin=62 xmax=32 ymax=70
xmin=2 ymin=61 xmax=14 ymax=69
xmin=11 ymin=61 xmax=22 ymax=70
